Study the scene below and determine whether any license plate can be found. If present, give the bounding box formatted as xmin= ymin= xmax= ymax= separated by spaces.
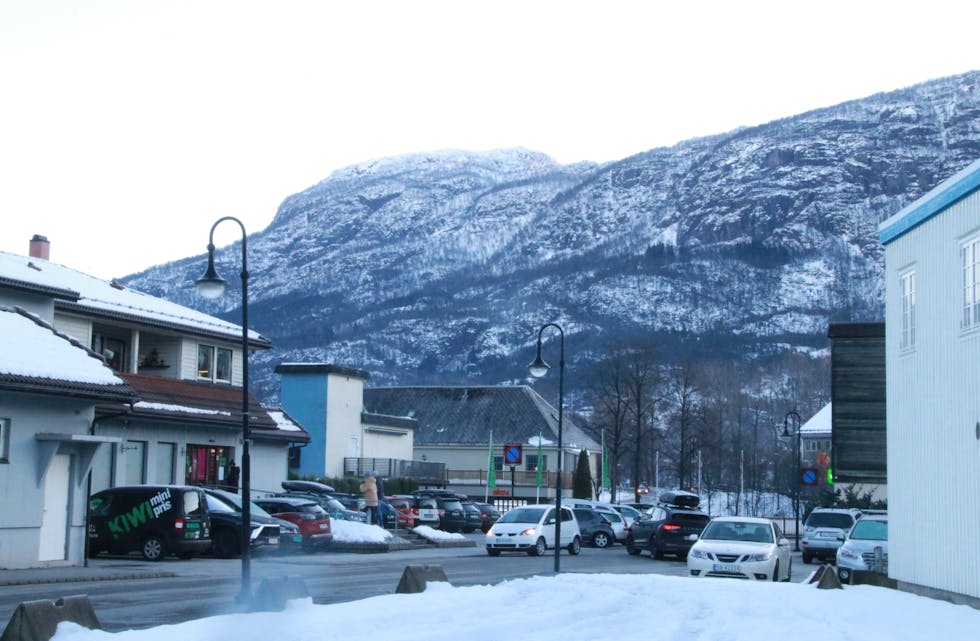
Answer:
xmin=292 ymin=535 xmax=303 ymax=543
xmin=268 ymin=537 xmax=278 ymax=545
xmin=819 ymin=532 xmax=836 ymax=538
xmin=319 ymin=523 xmax=328 ymax=529
xmin=713 ymin=563 xmax=741 ymax=572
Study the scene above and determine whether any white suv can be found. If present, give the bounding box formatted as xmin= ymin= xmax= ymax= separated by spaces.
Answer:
xmin=800 ymin=508 xmax=862 ymax=564
xmin=485 ymin=504 xmax=582 ymax=556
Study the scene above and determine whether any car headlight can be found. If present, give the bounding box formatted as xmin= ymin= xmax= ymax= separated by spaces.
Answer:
xmin=745 ymin=551 xmax=773 ymax=562
xmin=690 ymin=549 xmax=710 ymax=560
xmin=486 ymin=530 xmax=496 ymax=537
xmin=837 ymin=546 xmax=860 ymax=560
xmin=521 ymin=527 xmax=537 ymax=536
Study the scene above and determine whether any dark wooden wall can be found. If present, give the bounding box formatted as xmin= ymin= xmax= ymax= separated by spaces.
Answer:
xmin=829 ymin=322 xmax=886 ymax=483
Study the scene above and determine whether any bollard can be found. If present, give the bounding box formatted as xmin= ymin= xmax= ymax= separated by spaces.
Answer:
xmin=395 ymin=564 xmax=449 ymax=594
xmin=249 ymin=577 xmax=310 ymax=612
xmin=814 ymin=564 xmax=843 ymax=589
xmin=1 ymin=595 xmax=100 ymax=641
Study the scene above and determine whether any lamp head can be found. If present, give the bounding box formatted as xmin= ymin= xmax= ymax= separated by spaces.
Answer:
xmin=195 ymin=244 xmax=228 ymax=299
xmin=528 ymin=347 xmax=550 ymax=378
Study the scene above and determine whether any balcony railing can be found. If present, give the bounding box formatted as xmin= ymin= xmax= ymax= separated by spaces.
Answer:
xmin=343 ymin=458 xmax=570 ymax=493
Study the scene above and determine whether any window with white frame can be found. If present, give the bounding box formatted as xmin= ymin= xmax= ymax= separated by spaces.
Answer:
xmin=198 ymin=345 xmax=233 ymax=383
xmin=900 ymin=269 xmax=916 ymax=349
xmin=962 ymin=236 xmax=980 ymax=329
xmin=0 ymin=417 xmax=10 ymax=463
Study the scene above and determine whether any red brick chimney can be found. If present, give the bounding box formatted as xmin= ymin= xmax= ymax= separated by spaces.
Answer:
xmin=29 ymin=234 xmax=50 ymax=260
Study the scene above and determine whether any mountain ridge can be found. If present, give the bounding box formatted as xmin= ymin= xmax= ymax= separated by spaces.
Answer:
xmin=124 ymin=70 xmax=980 ymax=403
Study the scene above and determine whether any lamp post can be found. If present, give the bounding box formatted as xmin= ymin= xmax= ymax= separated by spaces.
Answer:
xmin=528 ymin=322 xmax=564 ymax=574
xmin=782 ymin=409 xmax=802 ymax=552
xmin=196 ymin=216 xmax=252 ymax=602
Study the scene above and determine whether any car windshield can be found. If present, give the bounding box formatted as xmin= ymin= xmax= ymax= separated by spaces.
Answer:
xmin=498 ymin=507 xmax=547 ymax=524
xmin=324 ymin=498 xmax=347 ymax=512
xmin=442 ymin=500 xmax=463 ymax=511
xmin=702 ymin=521 xmax=774 ymax=543
xmin=206 ymin=494 xmax=235 ymax=513
xmin=806 ymin=512 xmax=855 ymax=529
xmin=849 ymin=519 xmax=887 ymax=541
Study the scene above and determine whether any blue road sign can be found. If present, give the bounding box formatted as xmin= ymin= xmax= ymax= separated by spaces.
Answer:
xmin=801 ymin=468 xmax=818 ymax=486
xmin=504 ymin=444 xmax=523 ymax=465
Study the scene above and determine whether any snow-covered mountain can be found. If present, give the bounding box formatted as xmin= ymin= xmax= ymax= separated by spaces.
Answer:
xmin=125 ymin=71 xmax=980 ymax=402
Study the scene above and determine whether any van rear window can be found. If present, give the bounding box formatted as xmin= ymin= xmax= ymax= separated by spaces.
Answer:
xmin=183 ymin=491 xmax=205 ymax=516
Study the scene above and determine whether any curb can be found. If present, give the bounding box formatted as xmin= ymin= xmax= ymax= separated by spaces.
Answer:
xmin=0 ymin=571 xmax=177 ymax=587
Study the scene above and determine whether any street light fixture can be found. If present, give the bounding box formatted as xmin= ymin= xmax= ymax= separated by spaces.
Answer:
xmin=782 ymin=409 xmax=802 ymax=552
xmin=528 ymin=322 xmax=564 ymax=574
xmin=196 ymin=216 xmax=252 ymax=602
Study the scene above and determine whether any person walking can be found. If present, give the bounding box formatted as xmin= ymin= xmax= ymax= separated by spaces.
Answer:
xmin=359 ymin=473 xmax=379 ymax=526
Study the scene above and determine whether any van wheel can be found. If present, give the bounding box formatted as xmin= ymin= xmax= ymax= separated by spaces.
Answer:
xmin=568 ymin=536 xmax=582 ymax=555
xmin=141 ymin=535 xmax=166 ymax=561
xmin=212 ymin=529 xmax=240 ymax=558
xmin=593 ymin=532 xmax=611 ymax=548
xmin=528 ymin=537 xmax=546 ymax=556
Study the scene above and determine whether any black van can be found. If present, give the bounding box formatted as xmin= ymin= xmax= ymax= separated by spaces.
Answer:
xmin=88 ymin=485 xmax=211 ymax=561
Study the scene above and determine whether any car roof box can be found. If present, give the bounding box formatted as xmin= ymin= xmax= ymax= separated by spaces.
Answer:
xmin=658 ymin=490 xmax=700 ymax=508
xmin=281 ymin=480 xmax=336 ymax=494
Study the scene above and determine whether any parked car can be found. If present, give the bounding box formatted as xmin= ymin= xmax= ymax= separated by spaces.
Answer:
xmin=485 ymin=504 xmax=582 ymax=556
xmin=413 ymin=491 xmax=467 ymax=532
xmin=460 ymin=501 xmax=483 ymax=533
xmin=836 ymin=514 xmax=888 ymax=584
xmin=687 ymin=516 xmax=792 ymax=581
xmin=88 ymin=485 xmax=211 ymax=561
xmin=800 ymin=507 xmax=863 ymax=564
xmin=602 ymin=509 xmax=629 ymax=543
xmin=277 ymin=480 xmax=366 ymax=522
xmin=611 ymin=504 xmax=643 ymax=529
xmin=474 ymin=502 xmax=501 ymax=532
xmin=203 ymin=488 xmax=281 ymax=557
xmin=626 ymin=490 xmax=710 ymax=559
xmin=384 ymin=497 xmax=416 ymax=527
xmin=572 ymin=508 xmax=617 ymax=548
xmin=253 ymin=496 xmax=333 ymax=551
xmin=391 ymin=494 xmax=440 ymax=528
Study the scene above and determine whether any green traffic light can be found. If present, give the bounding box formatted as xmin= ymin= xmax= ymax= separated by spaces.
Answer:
xmin=827 ymin=468 xmax=835 ymax=485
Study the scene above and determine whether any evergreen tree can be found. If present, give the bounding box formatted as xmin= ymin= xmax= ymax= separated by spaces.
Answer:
xmin=573 ymin=450 xmax=594 ymax=499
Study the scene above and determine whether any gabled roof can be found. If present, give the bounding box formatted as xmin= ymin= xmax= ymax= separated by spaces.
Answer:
xmin=0 ymin=251 xmax=271 ymax=348
xmin=879 ymin=158 xmax=980 ymax=244
xmin=0 ymin=306 xmax=136 ymax=402
xmin=112 ymin=374 xmax=309 ymax=443
xmin=362 ymin=385 xmax=599 ymax=451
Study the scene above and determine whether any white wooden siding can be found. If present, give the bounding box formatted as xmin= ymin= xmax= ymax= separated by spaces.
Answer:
xmin=885 ymin=190 xmax=980 ymax=600
xmin=52 ymin=313 xmax=92 ymax=348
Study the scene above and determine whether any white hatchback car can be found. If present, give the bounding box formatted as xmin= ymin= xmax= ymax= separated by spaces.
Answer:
xmin=485 ymin=504 xmax=582 ymax=557
xmin=687 ymin=516 xmax=792 ymax=581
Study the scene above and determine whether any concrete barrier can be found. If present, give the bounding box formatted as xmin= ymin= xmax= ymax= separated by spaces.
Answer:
xmin=250 ymin=577 xmax=310 ymax=612
xmin=1 ymin=595 xmax=100 ymax=641
xmin=395 ymin=564 xmax=450 ymax=594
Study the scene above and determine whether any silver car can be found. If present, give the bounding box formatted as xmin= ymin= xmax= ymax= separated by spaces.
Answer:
xmin=836 ymin=514 xmax=888 ymax=583
xmin=800 ymin=507 xmax=862 ymax=564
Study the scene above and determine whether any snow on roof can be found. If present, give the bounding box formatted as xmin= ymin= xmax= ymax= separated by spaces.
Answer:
xmin=0 ymin=251 xmax=266 ymax=344
xmin=0 ymin=307 xmax=125 ymax=386
xmin=267 ymin=410 xmax=303 ymax=431
xmin=801 ymin=403 xmax=831 ymax=434
xmin=133 ymin=401 xmax=232 ymax=416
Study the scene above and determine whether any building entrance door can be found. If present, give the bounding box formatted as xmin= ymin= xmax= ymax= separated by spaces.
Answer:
xmin=185 ymin=444 xmax=231 ymax=488
xmin=39 ymin=453 xmax=70 ymax=561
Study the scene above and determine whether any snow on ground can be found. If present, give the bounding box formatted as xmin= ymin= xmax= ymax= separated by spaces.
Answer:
xmin=51 ymin=571 xmax=978 ymax=641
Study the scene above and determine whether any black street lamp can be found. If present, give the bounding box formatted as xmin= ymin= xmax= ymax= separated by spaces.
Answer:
xmin=196 ymin=216 xmax=252 ymax=602
xmin=528 ymin=322 xmax=564 ymax=573
xmin=782 ymin=409 xmax=802 ymax=552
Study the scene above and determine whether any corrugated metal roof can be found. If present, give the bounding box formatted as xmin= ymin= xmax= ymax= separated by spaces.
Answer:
xmin=115 ymin=374 xmax=309 ymax=442
xmin=362 ymin=385 xmax=599 ymax=450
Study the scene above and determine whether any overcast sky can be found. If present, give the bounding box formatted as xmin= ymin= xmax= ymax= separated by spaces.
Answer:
xmin=2 ymin=0 xmax=979 ymax=280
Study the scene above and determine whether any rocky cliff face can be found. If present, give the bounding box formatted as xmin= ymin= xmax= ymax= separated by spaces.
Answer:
xmin=125 ymin=71 xmax=980 ymax=402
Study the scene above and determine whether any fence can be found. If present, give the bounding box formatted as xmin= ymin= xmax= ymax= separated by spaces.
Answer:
xmin=344 ymin=457 xmax=447 ymax=486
